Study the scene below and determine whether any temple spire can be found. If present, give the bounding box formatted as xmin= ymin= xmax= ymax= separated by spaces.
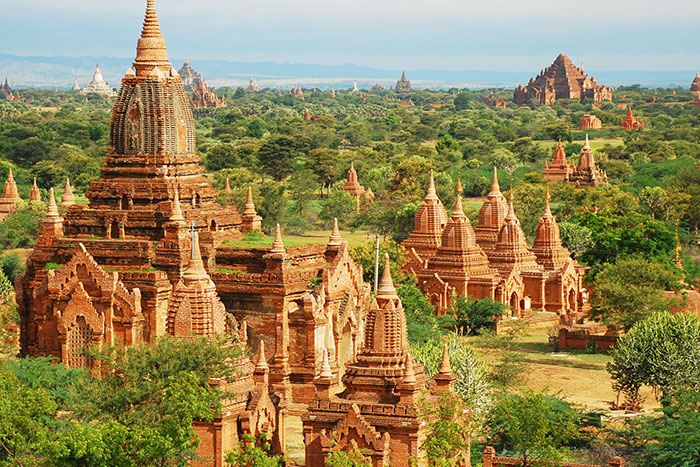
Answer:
xmin=61 ymin=178 xmax=75 ymax=207
xmin=182 ymin=224 xmax=209 ymax=286
xmin=426 ymin=170 xmax=437 ymax=199
xmin=583 ymin=133 xmax=591 ymax=150
xmin=376 ymin=253 xmax=396 ymax=297
xmin=46 ymin=188 xmax=60 ymax=218
xmin=402 ymin=352 xmax=417 ymax=383
xmin=270 ymin=224 xmax=286 ymax=254
xmin=543 ymin=183 xmax=552 ymax=217
xmin=134 ymin=0 xmax=170 ymax=76
xmin=490 ymin=167 xmax=500 ymax=193
xmin=30 ymin=178 xmax=41 ymax=202
xmin=171 ymin=189 xmax=184 ymax=221
xmin=319 ymin=347 xmax=333 ymax=378
xmin=438 ymin=343 xmax=452 ymax=375
xmin=255 ymin=340 xmax=269 ymax=372
xmin=452 ymin=194 xmax=465 ymax=218
xmin=328 ymin=218 xmax=342 ymax=246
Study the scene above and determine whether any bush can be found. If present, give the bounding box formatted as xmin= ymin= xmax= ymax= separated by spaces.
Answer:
xmin=450 ymin=296 xmax=506 ymax=335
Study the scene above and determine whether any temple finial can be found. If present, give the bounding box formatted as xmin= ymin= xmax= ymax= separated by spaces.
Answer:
xmin=319 ymin=348 xmax=333 ymax=378
xmin=376 ymin=253 xmax=396 ymax=296
xmin=270 ymin=224 xmax=286 ymax=254
xmin=255 ymin=340 xmax=269 ymax=372
xmin=46 ymin=188 xmax=59 ymax=217
xmin=403 ymin=353 xmax=417 ymax=383
xmin=328 ymin=218 xmax=342 ymax=246
xmin=134 ymin=0 xmax=170 ymax=75
xmin=438 ymin=343 xmax=452 ymax=375
xmin=490 ymin=167 xmax=500 ymax=193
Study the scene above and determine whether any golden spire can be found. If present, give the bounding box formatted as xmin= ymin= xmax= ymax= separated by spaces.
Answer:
xmin=134 ymin=0 xmax=170 ymax=76
xmin=543 ymin=181 xmax=552 ymax=217
xmin=455 ymin=177 xmax=463 ymax=196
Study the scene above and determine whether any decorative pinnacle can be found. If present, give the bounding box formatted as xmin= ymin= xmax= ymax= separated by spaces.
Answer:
xmin=224 ymin=177 xmax=232 ymax=193
xmin=7 ymin=167 xmax=14 ymax=182
xmin=46 ymin=188 xmax=59 ymax=217
xmin=403 ymin=353 xmax=417 ymax=383
xmin=170 ymin=189 xmax=184 ymax=221
xmin=328 ymin=218 xmax=342 ymax=246
xmin=319 ymin=348 xmax=333 ymax=379
xmin=490 ymin=167 xmax=500 ymax=193
xmin=255 ymin=340 xmax=269 ymax=372
xmin=455 ymin=177 xmax=463 ymax=195
xmin=438 ymin=343 xmax=452 ymax=375
xmin=270 ymin=224 xmax=286 ymax=253
xmin=452 ymin=194 xmax=465 ymax=218
xmin=134 ymin=0 xmax=170 ymax=74
xmin=426 ymin=170 xmax=437 ymax=198
xmin=543 ymin=182 xmax=552 ymax=217
xmin=583 ymin=134 xmax=591 ymax=150
xmin=376 ymin=253 xmax=396 ymax=296
xmin=243 ymin=187 xmax=257 ymax=216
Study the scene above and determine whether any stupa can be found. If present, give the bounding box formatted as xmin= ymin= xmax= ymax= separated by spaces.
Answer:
xmin=191 ymin=79 xmax=226 ymax=108
xmin=351 ymin=80 xmax=359 ymax=93
xmin=71 ymin=78 xmax=80 ymax=91
xmin=542 ymin=140 xmax=571 ymax=183
xmin=303 ymin=254 xmax=455 ymax=466
xmin=395 ymin=70 xmax=413 ymax=92
xmin=0 ymin=168 xmax=22 ymax=221
xmin=82 ymin=65 xmax=116 ymax=97
xmin=246 ymin=76 xmax=260 ymax=91
xmin=29 ymin=178 xmax=41 ymax=202
xmin=342 ymin=162 xmax=374 ymax=206
xmin=692 ymin=73 xmax=700 ymax=95
xmin=620 ymin=107 xmax=645 ymax=130
xmin=568 ymin=135 xmax=607 ymax=187
xmin=474 ymin=168 xmax=509 ymax=252
xmin=402 ymin=170 xmax=448 ymax=274
xmin=0 ymin=78 xmax=12 ymax=96
xmin=514 ymin=54 xmax=612 ymax=105
xmin=178 ymin=57 xmax=202 ymax=92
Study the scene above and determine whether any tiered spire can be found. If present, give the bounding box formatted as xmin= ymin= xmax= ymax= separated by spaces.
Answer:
xmin=1 ymin=168 xmax=20 ymax=202
xmin=60 ymin=178 xmax=75 ymax=207
xmin=270 ymin=224 xmax=286 ymax=254
xmin=41 ymin=188 xmax=64 ymax=238
xmin=134 ymin=0 xmax=171 ymax=76
xmin=30 ymin=178 xmax=41 ymax=202
xmin=532 ymin=184 xmax=571 ymax=271
xmin=224 ymin=177 xmax=232 ymax=193
xmin=327 ymin=218 xmax=342 ymax=247
xmin=240 ymin=187 xmax=262 ymax=232
xmin=488 ymin=193 xmax=541 ymax=278
xmin=181 ymin=228 xmax=209 ymax=288
xmin=170 ymin=189 xmax=184 ymax=221
xmin=474 ymin=167 xmax=510 ymax=252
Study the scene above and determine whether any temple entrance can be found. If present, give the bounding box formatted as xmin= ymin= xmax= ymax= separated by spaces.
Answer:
xmin=66 ymin=316 xmax=93 ymax=369
xmin=110 ymin=221 xmax=120 ymax=239
xmin=210 ymin=220 xmax=217 ymax=231
xmin=568 ymin=289 xmax=577 ymax=312
xmin=510 ymin=292 xmax=520 ymax=317
xmin=120 ymin=194 xmax=129 ymax=210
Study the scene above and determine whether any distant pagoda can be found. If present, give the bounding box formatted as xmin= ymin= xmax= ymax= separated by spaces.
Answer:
xmin=71 ymin=78 xmax=80 ymax=91
xmin=395 ymin=70 xmax=413 ymax=92
xmin=692 ymin=73 xmax=700 ymax=95
xmin=514 ymin=54 xmax=612 ymax=106
xmin=178 ymin=57 xmax=202 ymax=92
xmin=82 ymin=65 xmax=116 ymax=97
xmin=0 ymin=78 xmax=12 ymax=96
xmin=246 ymin=76 xmax=260 ymax=91
xmin=568 ymin=135 xmax=607 ymax=187
xmin=191 ymin=80 xmax=226 ymax=108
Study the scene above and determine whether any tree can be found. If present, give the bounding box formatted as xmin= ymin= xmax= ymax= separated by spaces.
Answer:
xmin=449 ymin=296 xmax=506 ymax=335
xmin=225 ymin=434 xmax=284 ymax=467
xmin=608 ymin=312 xmax=700 ymax=405
xmin=487 ymin=392 xmax=581 ymax=466
xmin=257 ymin=135 xmax=309 ymax=181
xmin=558 ymin=222 xmax=594 ymax=259
xmin=307 ymin=148 xmax=342 ymax=194
xmin=418 ymin=392 xmax=473 ymax=466
xmin=588 ymin=258 xmax=682 ymax=330
xmin=639 ymin=186 xmax=668 ymax=219
xmin=319 ymin=187 xmax=356 ymax=227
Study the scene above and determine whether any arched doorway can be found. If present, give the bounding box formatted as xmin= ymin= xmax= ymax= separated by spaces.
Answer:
xmin=120 ymin=194 xmax=129 ymax=210
xmin=510 ymin=292 xmax=520 ymax=317
xmin=210 ymin=220 xmax=217 ymax=231
xmin=568 ymin=289 xmax=577 ymax=312
xmin=110 ymin=221 xmax=120 ymax=239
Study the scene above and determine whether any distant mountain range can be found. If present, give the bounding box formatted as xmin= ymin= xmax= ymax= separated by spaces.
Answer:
xmin=0 ymin=53 xmax=695 ymax=90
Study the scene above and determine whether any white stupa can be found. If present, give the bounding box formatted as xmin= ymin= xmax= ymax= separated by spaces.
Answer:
xmin=71 ymin=78 xmax=80 ymax=91
xmin=82 ymin=65 xmax=116 ymax=97
xmin=246 ymin=76 xmax=260 ymax=91
xmin=351 ymin=80 xmax=359 ymax=93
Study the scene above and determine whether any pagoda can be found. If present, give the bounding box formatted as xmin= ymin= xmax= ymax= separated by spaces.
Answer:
xmin=542 ymin=140 xmax=571 ymax=183
xmin=417 ymin=195 xmax=500 ymax=312
xmin=191 ymin=79 xmax=227 ymax=108
xmin=82 ymin=65 xmax=116 ymax=97
xmin=342 ymin=162 xmax=374 ymax=206
xmin=303 ymin=255 xmax=456 ymax=466
xmin=178 ymin=57 xmax=202 ymax=92
xmin=402 ymin=171 xmax=448 ymax=274
xmin=530 ymin=187 xmax=584 ymax=316
xmin=29 ymin=178 xmax=41 ymax=202
xmin=0 ymin=78 xmax=12 ymax=96
xmin=71 ymin=78 xmax=80 ymax=91
xmin=246 ymin=76 xmax=260 ymax=91
xmin=568 ymin=135 xmax=606 ymax=187
xmin=580 ymin=114 xmax=602 ymax=130
xmin=351 ymin=80 xmax=359 ymax=93
xmin=513 ymin=54 xmax=612 ymax=105
xmin=620 ymin=107 xmax=645 ymax=130
xmin=395 ymin=70 xmax=413 ymax=92
xmin=692 ymin=73 xmax=700 ymax=95
xmin=0 ymin=168 xmax=22 ymax=221
xmin=474 ymin=167 xmax=509 ymax=252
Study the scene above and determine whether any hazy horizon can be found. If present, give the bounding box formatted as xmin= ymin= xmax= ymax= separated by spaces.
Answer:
xmin=2 ymin=0 xmax=700 ymax=73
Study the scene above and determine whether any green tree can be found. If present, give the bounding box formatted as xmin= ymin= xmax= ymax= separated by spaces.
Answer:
xmin=418 ymin=392 xmax=473 ymax=466
xmin=319 ymin=187 xmax=356 ymax=226
xmin=588 ymin=258 xmax=682 ymax=330
xmin=226 ymin=433 xmax=283 ymax=467
xmin=558 ymin=222 xmax=594 ymax=259
xmin=449 ymin=296 xmax=506 ymax=335
xmin=257 ymin=135 xmax=310 ymax=181
xmin=639 ymin=186 xmax=668 ymax=219
xmin=608 ymin=312 xmax=700 ymax=405
xmin=487 ymin=392 xmax=581 ymax=466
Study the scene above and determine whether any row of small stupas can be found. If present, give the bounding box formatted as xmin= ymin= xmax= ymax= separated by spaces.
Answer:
xmin=0 ymin=172 xmax=74 ymax=221
xmin=16 ymin=2 xmax=454 ymax=464
xmin=514 ymin=54 xmax=613 ymax=106
xmin=543 ymin=135 xmax=608 ymax=187
xmin=403 ymin=169 xmax=586 ymax=320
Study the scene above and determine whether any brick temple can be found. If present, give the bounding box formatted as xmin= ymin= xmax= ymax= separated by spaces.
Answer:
xmin=514 ymin=54 xmax=612 ymax=106
xmin=620 ymin=107 xmax=645 ymax=130
xmin=191 ymin=79 xmax=227 ymax=108
xmin=403 ymin=170 xmax=585 ymax=320
xmin=568 ymin=135 xmax=607 ymax=187
xmin=16 ymin=1 xmax=380 ymax=463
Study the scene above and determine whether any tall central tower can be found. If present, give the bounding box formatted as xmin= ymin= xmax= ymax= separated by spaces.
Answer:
xmin=64 ymin=0 xmax=240 ymax=240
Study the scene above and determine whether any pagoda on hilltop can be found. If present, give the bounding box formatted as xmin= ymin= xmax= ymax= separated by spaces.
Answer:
xmin=395 ymin=70 xmax=413 ymax=92
xmin=82 ymin=65 xmax=116 ymax=97
xmin=514 ymin=54 xmax=612 ymax=105
xmin=0 ymin=78 xmax=12 ymax=96
xmin=543 ymin=140 xmax=571 ymax=183
xmin=178 ymin=57 xmax=202 ymax=92
xmin=620 ymin=107 xmax=645 ymax=130
xmin=568 ymin=135 xmax=607 ymax=187
xmin=692 ymin=73 xmax=700 ymax=95
xmin=191 ymin=79 xmax=227 ymax=108
xmin=246 ymin=76 xmax=260 ymax=91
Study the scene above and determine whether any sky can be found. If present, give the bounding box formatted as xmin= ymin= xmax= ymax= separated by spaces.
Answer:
xmin=1 ymin=0 xmax=699 ymax=72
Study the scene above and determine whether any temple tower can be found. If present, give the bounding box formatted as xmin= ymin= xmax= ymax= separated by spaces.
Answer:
xmin=542 ymin=140 xmax=571 ymax=183
xmin=0 ymin=168 xmax=21 ymax=220
xmin=568 ymin=135 xmax=606 ymax=187
xmin=474 ymin=167 xmax=509 ymax=252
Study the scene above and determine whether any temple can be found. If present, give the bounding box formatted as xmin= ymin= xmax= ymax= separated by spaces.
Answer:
xmin=246 ymin=76 xmax=260 ymax=91
xmin=692 ymin=73 xmax=700 ymax=95
xmin=568 ymin=135 xmax=607 ymax=187
xmin=580 ymin=114 xmax=602 ymax=130
xmin=0 ymin=78 xmax=12 ymax=97
xmin=178 ymin=57 xmax=202 ymax=92
xmin=404 ymin=170 xmax=585 ymax=320
xmin=542 ymin=140 xmax=571 ymax=183
xmin=302 ymin=254 xmax=457 ymax=466
xmin=395 ymin=70 xmax=413 ymax=92
xmin=514 ymin=54 xmax=612 ymax=105
xmin=16 ymin=1 xmax=375 ymax=461
xmin=191 ymin=79 xmax=227 ymax=108
xmin=71 ymin=78 xmax=80 ymax=91
xmin=351 ymin=80 xmax=359 ymax=93
xmin=620 ymin=107 xmax=645 ymax=130
xmin=82 ymin=65 xmax=116 ymax=97
xmin=0 ymin=168 xmax=22 ymax=221
xmin=342 ymin=162 xmax=374 ymax=207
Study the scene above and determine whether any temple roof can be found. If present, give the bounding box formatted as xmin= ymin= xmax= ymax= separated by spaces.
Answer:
xmin=133 ymin=0 xmax=171 ymax=76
